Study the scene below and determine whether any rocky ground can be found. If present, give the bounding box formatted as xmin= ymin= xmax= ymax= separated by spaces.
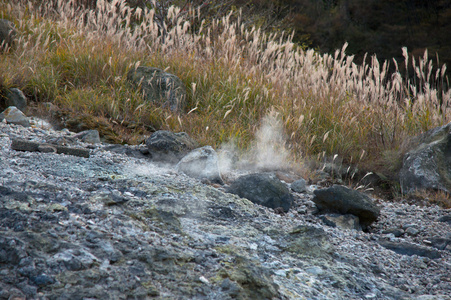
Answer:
xmin=1 ymin=119 xmax=451 ymax=300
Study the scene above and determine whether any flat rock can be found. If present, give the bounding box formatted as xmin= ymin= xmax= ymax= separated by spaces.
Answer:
xmin=313 ymin=185 xmax=380 ymax=230
xmin=378 ymin=240 xmax=442 ymax=259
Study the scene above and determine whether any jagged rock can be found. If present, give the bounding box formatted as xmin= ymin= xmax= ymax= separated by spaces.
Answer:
xmin=0 ymin=19 xmax=16 ymax=51
xmin=400 ymin=122 xmax=451 ymax=194
xmin=378 ymin=240 xmax=442 ymax=259
xmin=73 ymin=129 xmax=101 ymax=144
xmin=227 ymin=173 xmax=294 ymax=212
xmin=0 ymin=106 xmax=30 ymax=127
xmin=312 ymin=185 xmax=380 ymax=230
xmin=145 ymin=130 xmax=198 ymax=163
xmin=176 ymin=146 xmax=224 ymax=184
xmin=291 ymin=178 xmax=307 ymax=193
xmin=127 ymin=66 xmax=187 ymax=112
xmin=5 ymin=88 xmax=27 ymax=112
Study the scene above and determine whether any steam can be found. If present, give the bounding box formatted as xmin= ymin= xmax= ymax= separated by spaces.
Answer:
xmin=218 ymin=111 xmax=293 ymax=173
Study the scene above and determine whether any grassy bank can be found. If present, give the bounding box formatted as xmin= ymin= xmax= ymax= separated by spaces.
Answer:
xmin=1 ymin=0 xmax=450 ymax=194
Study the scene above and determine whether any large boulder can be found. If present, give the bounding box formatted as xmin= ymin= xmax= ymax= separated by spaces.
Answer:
xmin=227 ymin=173 xmax=294 ymax=212
xmin=0 ymin=19 xmax=16 ymax=51
xmin=6 ymin=88 xmax=27 ymax=112
xmin=399 ymin=122 xmax=451 ymax=194
xmin=176 ymin=146 xmax=224 ymax=184
xmin=127 ymin=66 xmax=187 ymax=112
xmin=0 ymin=106 xmax=30 ymax=127
xmin=312 ymin=185 xmax=380 ymax=230
xmin=145 ymin=130 xmax=199 ymax=163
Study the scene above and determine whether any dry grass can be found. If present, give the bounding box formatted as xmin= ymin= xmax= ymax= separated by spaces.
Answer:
xmin=1 ymin=0 xmax=450 ymax=182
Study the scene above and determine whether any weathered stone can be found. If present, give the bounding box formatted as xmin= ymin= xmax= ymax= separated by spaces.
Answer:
xmin=285 ymin=225 xmax=333 ymax=257
xmin=226 ymin=173 xmax=294 ymax=212
xmin=291 ymin=178 xmax=307 ymax=193
xmin=313 ymin=185 xmax=380 ymax=229
xmin=73 ymin=129 xmax=101 ymax=144
xmin=0 ymin=106 xmax=30 ymax=127
xmin=11 ymin=138 xmax=90 ymax=158
xmin=145 ymin=130 xmax=198 ymax=163
xmin=6 ymin=88 xmax=27 ymax=112
xmin=320 ymin=213 xmax=362 ymax=230
xmin=0 ymin=19 xmax=16 ymax=51
xmin=382 ymin=228 xmax=405 ymax=237
xmin=127 ymin=66 xmax=187 ymax=112
xmin=400 ymin=122 xmax=451 ymax=194
xmin=176 ymin=146 xmax=224 ymax=184
xmin=378 ymin=240 xmax=442 ymax=259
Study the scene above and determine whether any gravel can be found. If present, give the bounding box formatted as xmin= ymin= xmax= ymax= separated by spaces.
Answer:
xmin=1 ymin=119 xmax=451 ymax=299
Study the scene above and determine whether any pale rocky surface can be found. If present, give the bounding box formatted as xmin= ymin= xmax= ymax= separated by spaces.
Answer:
xmin=1 ymin=120 xmax=451 ymax=299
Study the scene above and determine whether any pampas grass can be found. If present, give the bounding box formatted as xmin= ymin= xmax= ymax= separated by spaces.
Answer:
xmin=1 ymin=0 xmax=450 ymax=176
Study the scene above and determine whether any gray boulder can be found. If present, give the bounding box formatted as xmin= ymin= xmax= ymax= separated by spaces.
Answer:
xmin=6 ymin=88 xmax=27 ymax=112
xmin=176 ymin=146 xmax=224 ymax=184
xmin=312 ymin=185 xmax=380 ymax=230
xmin=227 ymin=173 xmax=294 ymax=212
xmin=73 ymin=130 xmax=101 ymax=144
xmin=146 ymin=130 xmax=199 ymax=163
xmin=291 ymin=178 xmax=307 ymax=193
xmin=0 ymin=106 xmax=30 ymax=127
xmin=0 ymin=19 xmax=16 ymax=51
xmin=400 ymin=122 xmax=451 ymax=194
xmin=127 ymin=66 xmax=187 ymax=112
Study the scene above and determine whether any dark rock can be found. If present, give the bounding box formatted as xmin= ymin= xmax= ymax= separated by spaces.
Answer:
xmin=6 ymin=88 xmax=27 ymax=112
xmin=378 ymin=240 xmax=442 ymax=259
xmin=227 ymin=173 xmax=294 ymax=212
xmin=30 ymin=273 xmax=55 ymax=287
xmin=127 ymin=66 xmax=187 ymax=112
xmin=438 ymin=215 xmax=451 ymax=225
xmin=0 ymin=19 xmax=16 ymax=51
xmin=428 ymin=237 xmax=451 ymax=251
xmin=176 ymin=146 xmax=224 ymax=184
xmin=145 ymin=130 xmax=198 ymax=163
xmin=291 ymin=178 xmax=307 ymax=193
xmin=313 ymin=185 xmax=380 ymax=229
xmin=0 ymin=106 xmax=30 ymax=127
xmin=399 ymin=122 xmax=451 ymax=194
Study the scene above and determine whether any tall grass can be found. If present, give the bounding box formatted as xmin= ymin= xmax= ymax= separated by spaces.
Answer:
xmin=1 ymin=0 xmax=450 ymax=175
